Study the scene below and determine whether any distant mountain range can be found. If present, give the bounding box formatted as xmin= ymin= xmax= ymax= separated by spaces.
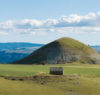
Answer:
xmin=0 ymin=43 xmax=44 ymax=63
xmin=0 ymin=42 xmax=99 ymax=63
xmin=0 ymin=42 xmax=43 ymax=50
xmin=91 ymin=46 xmax=100 ymax=53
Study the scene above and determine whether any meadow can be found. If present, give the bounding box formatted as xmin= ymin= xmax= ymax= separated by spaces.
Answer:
xmin=0 ymin=64 xmax=100 ymax=77
xmin=0 ymin=64 xmax=100 ymax=95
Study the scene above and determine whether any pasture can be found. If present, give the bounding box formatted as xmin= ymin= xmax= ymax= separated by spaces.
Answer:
xmin=0 ymin=64 xmax=100 ymax=95
xmin=0 ymin=64 xmax=100 ymax=77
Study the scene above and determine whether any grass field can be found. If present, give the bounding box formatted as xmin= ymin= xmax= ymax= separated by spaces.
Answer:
xmin=0 ymin=64 xmax=100 ymax=95
xmin=0 ymin=64 xmax=100 ymax=77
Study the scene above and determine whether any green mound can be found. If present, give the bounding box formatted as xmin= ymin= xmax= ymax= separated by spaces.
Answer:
xmin=12 ymin=37 xmax=100 ymax=64
xmin=56 ymin=37 xmax=97 ymax=55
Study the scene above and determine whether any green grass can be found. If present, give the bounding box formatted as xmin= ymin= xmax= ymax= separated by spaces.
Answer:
xmin=1 ymin=76 xmax=100 ymax=95
xmin=0 ymin=78 xmax=66 ymax=95
xmin=0 ymin=64 xmax=100 ymax=77
xmin=57 ymin=37 xmax=97 ymax=55
xmin=1 ymin=64 xmax=100 ymax=95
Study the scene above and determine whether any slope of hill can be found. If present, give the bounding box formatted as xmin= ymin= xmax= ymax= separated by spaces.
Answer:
xmin=13 ymin=37 xmax=100 ymax=64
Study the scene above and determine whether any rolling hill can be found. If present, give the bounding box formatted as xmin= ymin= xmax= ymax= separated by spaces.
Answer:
xmin=0 ymin=43 xmax=43 ymax=63
xmin=0 ymin=42 xmax=43 ymax=50
xmin=12 ymin=37 xmax=100 ymax=64
xmin=91 ymin=46 xmax=100 ymax=53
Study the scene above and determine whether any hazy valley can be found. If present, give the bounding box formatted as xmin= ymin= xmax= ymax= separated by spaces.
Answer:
xmin=0 ymin=43 xmax=43 ymax=63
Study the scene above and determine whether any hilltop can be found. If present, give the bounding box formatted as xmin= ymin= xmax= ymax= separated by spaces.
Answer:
xmin=12 ymin=37 xmax=100 ymax=64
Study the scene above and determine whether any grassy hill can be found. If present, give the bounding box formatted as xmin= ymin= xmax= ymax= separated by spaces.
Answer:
xmin=13 ymin=37 xmax=100 ymax=64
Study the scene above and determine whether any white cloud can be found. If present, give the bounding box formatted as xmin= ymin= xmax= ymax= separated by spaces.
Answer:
xmin=0 ymin=12 xmax=100 ymax=35
xmin=0 ymin=31 xmax=8 ymax=35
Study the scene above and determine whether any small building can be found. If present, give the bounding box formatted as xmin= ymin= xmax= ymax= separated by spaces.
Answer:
xmin=50 ymin=67 xmax=63 ymax=75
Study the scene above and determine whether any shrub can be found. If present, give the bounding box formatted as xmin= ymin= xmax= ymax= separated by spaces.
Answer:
xmin=1 ymin=62 xmax=5 ymax=64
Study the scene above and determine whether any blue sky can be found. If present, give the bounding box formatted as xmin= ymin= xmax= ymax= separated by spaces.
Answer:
xmin=0 ymin=0 xmax=100 ymax=45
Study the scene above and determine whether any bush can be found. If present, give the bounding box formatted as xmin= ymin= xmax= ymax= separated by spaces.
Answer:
xmin=41 ymin=61 xmax=46 ymax=65
xmin=1 ymin=62 xmax=5 ymax=64
xmin=80 ymin=60 xmax=87 ymax=64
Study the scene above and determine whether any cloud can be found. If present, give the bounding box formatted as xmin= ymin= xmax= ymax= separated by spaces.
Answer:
xmin=0 ymin=12 xmax=100 ymax=35
xmin=0 ymin=31 xmax=8 ymax=35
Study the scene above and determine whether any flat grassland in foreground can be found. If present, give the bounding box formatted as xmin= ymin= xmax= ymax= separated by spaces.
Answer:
xmin=0 ymin=64 xmax=100 ymax=77
xmin=0 ymin=64 xmax=100 ymax=95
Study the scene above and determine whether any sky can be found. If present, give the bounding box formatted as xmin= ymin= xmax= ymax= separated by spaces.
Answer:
xmin=0 ymin=0 xmax=100 ymax=45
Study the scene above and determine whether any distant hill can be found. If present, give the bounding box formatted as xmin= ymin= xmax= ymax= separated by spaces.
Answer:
xmin=91 ymin=46 xmax=100 ymax=53
xmin=12 ymin=37 xmax=100 ymax=64
xmin=0 ymin=42 xmax=43 ymax=50
xmin=0 ymin=43 xmax=43 ymax=63
xmin=0 ymin=51 xmax=28 ymax=63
